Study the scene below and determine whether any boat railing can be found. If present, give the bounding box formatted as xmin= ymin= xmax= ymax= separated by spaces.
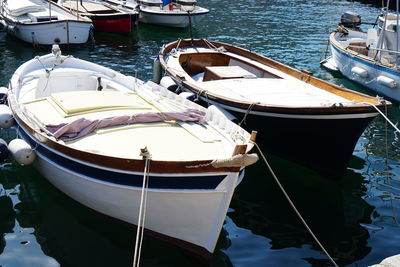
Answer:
xmin=347 ymin=44 xmax=400 ymax=67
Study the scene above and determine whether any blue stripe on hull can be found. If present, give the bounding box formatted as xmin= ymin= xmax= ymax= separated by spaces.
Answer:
xmin=19 ymin=129 xmax=228 ymax=190
xmin=331 ymin=45 xmax=400 ymax=77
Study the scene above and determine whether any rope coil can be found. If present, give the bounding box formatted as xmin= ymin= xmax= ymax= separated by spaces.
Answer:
xmin=185 ymin=153 xmax=259 ymax=169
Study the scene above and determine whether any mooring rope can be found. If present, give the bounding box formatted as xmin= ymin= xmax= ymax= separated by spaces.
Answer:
xmin=320 ymin=38 xmax=331 ymax=62
xmin=362 ymin=102 xmax=400 ymax=134
xmin=252 ymin=142 xmax=339 ymax=267
xmin=383 ymin=103 xmax=399 ymax=225
xmin=364 ymin=101 xmax=400 ymax=225
xmin=132 ymin=148 xmax=151 ymax=267
xmin=203 ymin=38 xmax=218 ymax=50
xmin=239 ymin=102 xmax=259 ymax=126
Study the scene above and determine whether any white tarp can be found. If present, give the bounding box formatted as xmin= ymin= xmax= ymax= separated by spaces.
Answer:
xmin=5 ymin=0 xmax=46 ymax=17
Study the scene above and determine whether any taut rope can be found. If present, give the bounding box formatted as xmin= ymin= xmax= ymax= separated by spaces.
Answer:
xmin=132 ymin=148 xmax=151 ymax=267
xmin=239 ymin=102 xmax=259 ymax=126
xmin=253 ymin=142 xmax=339 ymax=267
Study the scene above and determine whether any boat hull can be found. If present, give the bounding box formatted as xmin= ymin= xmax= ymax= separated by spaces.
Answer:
xmin=90 ymin=14 xmax=133 ymax=33
xmin=194 ymin=98 xmax=375 ymax=178
xmin=138 ymin=8 xmax=208 ymax=27
xmin=1 ymin=19 xmax=91 ymax=46
xmin=16 ymin=122 xmax=239 ymax=261
xmin=330 ymin=32 xmax=400 ymax=102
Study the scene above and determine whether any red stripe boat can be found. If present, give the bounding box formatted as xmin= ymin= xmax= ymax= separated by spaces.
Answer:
xmin=58 ymin=0 xmax=136 ymax=33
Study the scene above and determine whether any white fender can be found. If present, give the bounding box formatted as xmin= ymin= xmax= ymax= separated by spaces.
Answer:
xmin=207 ymin=105 xmax=238 ymax=123
xmin=377 ymin=76 xmax=397 ymax=88
xmin=351 ymin=66 xmax=369 ymax=78
xmin=160 ymin=76 xmax=179 ymax=91
xmin=8 ymin=139 xmax=36 ymax=165
xmin=0 ymin=104 xmax=14 ymax=129
xmin=179 ymin=92 xmax=195 ymax=101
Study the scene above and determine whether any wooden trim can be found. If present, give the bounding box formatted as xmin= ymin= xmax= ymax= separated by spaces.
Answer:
xmin=159 ymin=39 xmax=391 ymax=114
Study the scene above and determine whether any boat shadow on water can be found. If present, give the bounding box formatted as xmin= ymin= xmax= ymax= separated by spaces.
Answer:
xmin=228 ymin=154 xmax=375 ymax=266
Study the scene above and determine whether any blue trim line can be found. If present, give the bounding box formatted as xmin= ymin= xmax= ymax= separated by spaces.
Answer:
xmin=19 ymin=129 xmax=229 ymax=190
xmin=331 ymin=45 xmax=400 ymax=77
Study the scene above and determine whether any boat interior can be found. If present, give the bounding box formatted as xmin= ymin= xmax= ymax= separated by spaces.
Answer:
xmin=139 ymin=0 xmax=198 ymax=11
xmin=61 ymin=0 xmax=121 ymax=15
xmin=173 ymin=47 xmax=360 ymax=106
xmin=16 ymin=66 xmax=239 ymax=161
xmin=4 ymin=0 xmax=74 ymax=22
xmin=334 ymin=27 xmax=398 ymax=66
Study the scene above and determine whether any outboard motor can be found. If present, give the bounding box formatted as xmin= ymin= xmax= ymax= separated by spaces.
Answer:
xmin=340 ymin=11 xmax=362 ymax=29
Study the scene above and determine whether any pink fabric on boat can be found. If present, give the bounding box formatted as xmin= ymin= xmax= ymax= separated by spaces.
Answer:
xmin=46 ymin=109 xmax=206 ymax=141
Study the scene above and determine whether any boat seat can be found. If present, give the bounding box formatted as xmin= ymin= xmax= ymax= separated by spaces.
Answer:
xmin=228 ymin=58 xmax=279 ymax=78
xmin=347 ymin=38 xmax=368 ymax=55
xmin=203 ymin=66 xmax=256 ymax=81
xmin=28 ymin=12 xmax=58 ymax=22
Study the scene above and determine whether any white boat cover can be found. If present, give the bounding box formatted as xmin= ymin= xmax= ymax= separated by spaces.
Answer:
xmin=5 ymin=0 xmax=46 ymax=17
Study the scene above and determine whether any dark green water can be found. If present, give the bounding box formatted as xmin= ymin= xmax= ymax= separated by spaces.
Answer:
xmin=1 ymin=0 xmax=400 ymax=266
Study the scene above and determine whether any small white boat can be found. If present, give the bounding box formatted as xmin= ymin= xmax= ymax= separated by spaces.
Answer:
xmin=0 ymin=0 xmax=92 ymax=46
xmin=136 ymin=0 xmax=209 ymax=28
xmin=5 ymin=45 xmax=257 ymax=261
xmin=159 ymin=38 xmax=391 ymax=178
xmin=323 ymin=8 xmax=400 ymax=102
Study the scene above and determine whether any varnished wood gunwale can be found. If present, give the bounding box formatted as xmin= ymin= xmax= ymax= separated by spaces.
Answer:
xmin=159 ymin=39 xmax=391 ymax=114
xmin=8 ymin=94 xmax=240 ymax=174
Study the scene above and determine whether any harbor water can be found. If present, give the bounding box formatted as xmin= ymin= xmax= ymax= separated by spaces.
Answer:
xmin=1 ymin=0 xmax=400 ymax=266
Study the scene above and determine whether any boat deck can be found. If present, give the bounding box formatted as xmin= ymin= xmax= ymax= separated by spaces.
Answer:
xmin=21 ymin=90 xmax=228 ymax=161
xmin=201 ymin=77 xmax=351 ymax=107
xmin=168 ymin=47 xmax=354 ymax=107
xmin=61 ymin=0 xmax=113 ymax=14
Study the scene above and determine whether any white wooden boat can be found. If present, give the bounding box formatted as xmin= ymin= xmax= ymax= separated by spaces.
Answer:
xmin=135 ymin=0 xmax=209 ymax=28
xmin=323 ymin=8 xmax=400 ymax=102
xmin=159 ymin=38 xmax=391 ymax=178
xmin=6 ymin=45 xmax=257 ymax=261
xmin=0 ymin=0 xmax=92 ymax=46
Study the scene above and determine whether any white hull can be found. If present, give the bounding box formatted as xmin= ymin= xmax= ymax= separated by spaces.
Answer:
xmin=330 ymin=44 xmax=400 ymax=101
xmin=139 ymin=7 xmax=208 ymax=27
xmin=31 ymin=144 xmax=238 ymax=253
xmin=1 ymin=19 xmax=91 ymax=45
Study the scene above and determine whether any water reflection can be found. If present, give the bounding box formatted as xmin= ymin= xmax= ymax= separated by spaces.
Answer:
xmin=227 ymin=157 xmax=375 ymax=266
xmin=0 ymin=166 xmax=239 ymax=267
xmin=0 ymin=194 xmax=16 ymax=254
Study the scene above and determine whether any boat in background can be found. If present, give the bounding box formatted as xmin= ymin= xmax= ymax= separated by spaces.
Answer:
xmin=322 ymin=7 xmax=400 ymax=102
xmin=0 ymin=0 xmax=92 ymax=46
xmin=158 ymin=38 xmax=391 ymax=178
xmin=58 ymin=0 xmax=135 ymax=33
xmin=135 ymin=0 xmax=209 ymax=28
xmin=5 ymin=44 xmax=257 ymax=262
